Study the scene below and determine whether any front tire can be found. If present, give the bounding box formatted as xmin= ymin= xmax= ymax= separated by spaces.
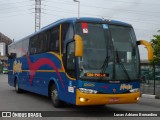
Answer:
xmin=50 ymin=84 xmax=63 ymax=108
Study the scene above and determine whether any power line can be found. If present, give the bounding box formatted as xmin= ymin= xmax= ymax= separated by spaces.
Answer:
xmin=1 ymin=0 xmax=160 ymax=16
xmin=44 ymin=6 xmax=160 ymax=26
xmin=46 ymin=8 xmax=77 ymax=15
xmin=53 ymin=0 xmax=160 ymax=7
xmin=101 ymin=0 xmax=160 ymax=6
xmin=0 ymin=10 xmax=30 ymax=15
xmin=0 ymin=0 xmax=30 ymax=6
xmin=0 ymin=0 xmax=159 ymax=32
xmin=80 ymin=4 xmax=160 ymax=15
xmin=44 ymin=4 xmax=160 ymax=21
xmin=135 ymin=28 xmax=158 ymax=32
xmin=46 ymin=0 xmax=160 ymax=15
xmin=43 ymin=13 xmax=64 ymax=18
xmin=0 ymin=12 xmax=32 ymax=19
xmin=0 ymin=4 xmax=32 ymax=11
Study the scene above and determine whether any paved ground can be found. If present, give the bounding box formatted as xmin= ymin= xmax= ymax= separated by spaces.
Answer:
xmin=141 ymin=82 xmax=160 ymax=96
xmin=0 ymin=74 xmax=160 ymax=120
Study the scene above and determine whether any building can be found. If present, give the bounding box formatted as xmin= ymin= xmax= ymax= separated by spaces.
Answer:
xmin=0 ymin=32 xmax=12 ymax=45
xmin=0 ymin=32 xmax=12 ymax=61
xmin=0 ymin=43 xmax=6 ymax=56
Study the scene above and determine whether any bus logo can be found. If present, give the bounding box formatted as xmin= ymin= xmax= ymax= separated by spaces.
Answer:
xmin=113 ymin=88 xmax=117 ymax=93
xmin=120 ymin=84 xmax=133 ymax=90
xmin=13 ymin=60 xmax=22 ymax=73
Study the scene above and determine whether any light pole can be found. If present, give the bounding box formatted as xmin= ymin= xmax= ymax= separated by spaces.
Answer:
xmin=73 ymin=0 xmax=80 ymax=19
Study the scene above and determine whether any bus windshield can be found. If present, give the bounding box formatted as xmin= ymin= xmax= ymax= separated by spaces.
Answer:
xmin=76 ymin=22 xmax=139 ymax=81
xmin=110 ymin=25 xmax=140 ymax=80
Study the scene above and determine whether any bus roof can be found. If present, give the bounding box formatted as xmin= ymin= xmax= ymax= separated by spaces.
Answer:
xmin=11 ymin=17 xmax=132 ymax=45
xmin=40 ymin=17 xmax=132 ymax=31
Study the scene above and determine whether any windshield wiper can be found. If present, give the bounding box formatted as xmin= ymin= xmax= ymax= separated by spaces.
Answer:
xmin=99 ymin=40 xmax=110 ymax=80
xmin=99 ymin=29 xmax=111 ymax=80
xmin=115 ymin=50 xmax=131 ymax=81
xmin=98 ymin=56 xmax=110 ymax=80
xmin=101 ymin=56 xmax=110 ymax=73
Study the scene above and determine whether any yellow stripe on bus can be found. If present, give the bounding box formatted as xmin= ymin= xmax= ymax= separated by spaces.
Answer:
xmin=8 ymin=69 xmax=64 ymax=73
xmin=48 ymin=52 xmax=76 ymax=80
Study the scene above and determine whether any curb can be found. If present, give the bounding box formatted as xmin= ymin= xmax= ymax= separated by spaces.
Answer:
xmin=141 ymin=94 xmax=160 ymax=99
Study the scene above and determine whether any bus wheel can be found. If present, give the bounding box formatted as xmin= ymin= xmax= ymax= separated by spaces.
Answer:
xmin=15 ymin=79 xmax=22 ymax=93
xmin=50 ymin=84 xmax=63 ymax=108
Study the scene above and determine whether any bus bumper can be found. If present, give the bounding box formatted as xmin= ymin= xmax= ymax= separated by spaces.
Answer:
xmin=76 ymin=89 xmax=140 ymax=105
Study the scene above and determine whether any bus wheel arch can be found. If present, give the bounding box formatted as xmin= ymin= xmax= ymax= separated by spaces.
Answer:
xmin=48 ymin=79 xmax=59 ymax=97
xmin=14 ymin=76 xmax=22 ymax=93
xmin=48 ymin=79 xmax=64 ymax=108
xmin=14 ymin=76 xmax=17 ymax=87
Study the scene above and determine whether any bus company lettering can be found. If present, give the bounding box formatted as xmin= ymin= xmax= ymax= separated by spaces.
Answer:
xmin=84 ymin=83 xmax=95 ymax=87
xmin=13 ymin=60 xmax=22 ymax=73
xmin=120 ymin=84 xmax=132 ymax=90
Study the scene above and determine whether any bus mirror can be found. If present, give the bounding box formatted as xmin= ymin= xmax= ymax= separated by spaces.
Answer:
xmin=137 ymin=40 xmax=153 ymax=61
xmin=8 ymin=53 xmax=16 ymax=59
xmin=74 ymin=34 xmax=83 ymax=57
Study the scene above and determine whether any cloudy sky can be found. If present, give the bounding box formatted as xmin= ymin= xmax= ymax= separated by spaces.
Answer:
xmin=0 ymin=0 xmax=160 ymax=59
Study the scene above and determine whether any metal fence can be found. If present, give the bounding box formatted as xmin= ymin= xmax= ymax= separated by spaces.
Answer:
xmin=141 ymin=64 xmax=160 ymax=96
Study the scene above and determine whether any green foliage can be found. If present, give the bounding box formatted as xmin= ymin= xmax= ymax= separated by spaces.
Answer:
xmin=150 ymin=34 xmax=160 ymax=64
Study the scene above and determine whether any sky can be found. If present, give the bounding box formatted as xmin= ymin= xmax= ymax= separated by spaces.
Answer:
xmin=0 ymin=0 xmax=160 ymax=60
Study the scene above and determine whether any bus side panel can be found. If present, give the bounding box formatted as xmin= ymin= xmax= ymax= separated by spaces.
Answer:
xmin=8 ymin=52 xmax=76 ymax=104
xmin=8 ymin=59 xmax=15 ymax=87
xmin=57 ymin=73 xmax=76 ymax=105
xmin=18 ymin=57 xmax=30 ymax=91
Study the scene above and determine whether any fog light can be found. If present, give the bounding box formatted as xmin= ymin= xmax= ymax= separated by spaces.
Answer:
xmin=136 ymin=97 xmax=140 ymax=101
xmin=79 ymin=98 xmax=86 ymax=102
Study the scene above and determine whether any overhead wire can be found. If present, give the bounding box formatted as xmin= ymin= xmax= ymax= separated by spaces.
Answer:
xmin=55 ymin=0 xmax=160 ymax=7
xmin=0 ymin=0 xmax=159 ymax=29
xmin=100 ymin=0 xmax=160 ymax=6
xmin=45 ymin=0 xmax=160 ymax=15
xmin=0 ymin=4 xmax=32 ymax=11
xmin=0 ymin=0 xmax=30 ymax=6
xmin=0 ymin=12 xmax=32 ymax=19
xmin=43 ymin=5 xmax=160 ymax=26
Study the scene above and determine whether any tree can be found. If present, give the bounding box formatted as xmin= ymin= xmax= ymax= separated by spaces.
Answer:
xmin=150 ymin=34 xmax=160 ymax=64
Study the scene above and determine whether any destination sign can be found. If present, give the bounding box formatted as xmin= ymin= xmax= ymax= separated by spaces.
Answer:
xmin=85 ymin=73 xmax=109 ymax=77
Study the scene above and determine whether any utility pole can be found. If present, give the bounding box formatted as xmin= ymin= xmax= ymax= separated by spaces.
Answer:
xmin=35 ymin=0 xmax=41 ymax=32
xmin=73 ymin=0 xmax=80 ymax=19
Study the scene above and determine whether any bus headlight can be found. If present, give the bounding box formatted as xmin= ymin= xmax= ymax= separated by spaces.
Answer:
xmin=79 ymin=88 xmax=98 ymax=94
xmin=129 ymin=88 xmax=140 ymax=93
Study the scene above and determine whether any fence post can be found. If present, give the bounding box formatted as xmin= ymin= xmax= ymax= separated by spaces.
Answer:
xmin=153 ymin=61 xmax=156 ymax=95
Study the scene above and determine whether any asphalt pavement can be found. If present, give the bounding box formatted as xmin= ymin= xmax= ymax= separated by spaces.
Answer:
xmin=0 ymin=74 xmax=160 ymax=120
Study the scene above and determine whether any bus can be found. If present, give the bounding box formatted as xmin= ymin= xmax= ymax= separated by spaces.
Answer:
xmin=8 ymin=17 xmax=153 ymax=107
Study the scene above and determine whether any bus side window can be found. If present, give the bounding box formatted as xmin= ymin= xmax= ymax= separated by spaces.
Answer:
xmin=66 ymin=41 xmax=75 ymax=84
xmin=50 ymin=26 xmax=59 ymax=53
xmin=16 ymin=42 xmax=22 ymax=58
xmin=66 ymin=42 xmax=75 ymax=71
xmin=38 ymin=32 xmax=50 ymax=53
xmin=62 ymin=23 xmax=74 ymax=70
xmin=29 ymin=35 xmax=38 ymax=55
xmin=22 ymin=39 xmax=29 ymax=57
xmin=8 ymin=44 xmax=17 ymax=59
xmin=62 ymin=23 xmax=74 ymax=53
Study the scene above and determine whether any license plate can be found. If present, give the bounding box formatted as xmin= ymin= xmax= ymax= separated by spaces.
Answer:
xmin=109 ymin=98 xmax=119 ymax=102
